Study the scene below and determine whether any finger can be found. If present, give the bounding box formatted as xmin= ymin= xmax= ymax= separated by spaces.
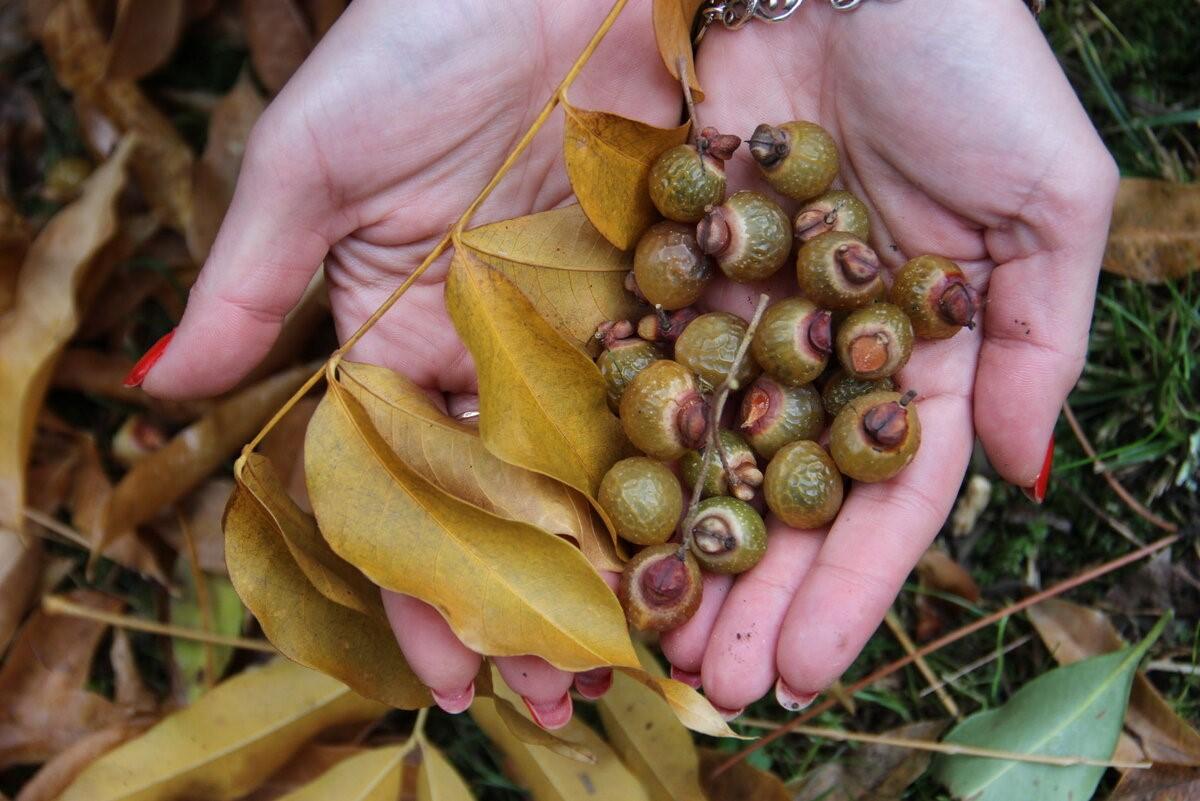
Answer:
xmin=496 ymin=655 xmax=575 ymax=731
xmin=700 ymin=522 xmax=824 ymax=714
xmin=140 ymin=115 xmax=344 ymax=400
xmin=775 ymin=390 xmax=973 ymax=699
xmin=975 ymin=146 xmax=1118 ymax=489
xmin=659 ymin=573 xmax=734 ymax=685
xmin=381 ymin=590 xmax=481 ymax=714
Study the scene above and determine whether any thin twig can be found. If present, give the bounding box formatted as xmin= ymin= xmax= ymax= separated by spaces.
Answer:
xmin=712 ymin=533 xmax=1180 ymax=776
xmin=23 ymin=508 xmax=91 ymax=549
xmin=1062 ymin=402 xmax=1178 ymax=533
xmin=677 ymin=56 xmax=700 ymax=147
xmin=1146 ymin=659 xmax=1200 ymax=676
xmin=245 ymin=0 xmax=634 ymax=453
xmin=920 ymin=634 xmax=1033 ymax=698
xmin=884 ymin=610 xmax=960 ymax=718
xmin=734 ymin=719 xmax=1151 ymax=770
xmin=681 ymin=294 xmax=770 ymax=548
xmin=42 ymin=595 xmax=276 ymax=653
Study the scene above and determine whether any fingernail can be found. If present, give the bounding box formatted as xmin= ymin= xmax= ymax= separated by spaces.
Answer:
xmin=713 ymin=704 xmax=745 ymax=722
xmin=523 ymin=692 xmax=573 ymax=730
xmin=1022 ymin=436 xmax=1054 ymax=504
xmin=670 ymin=665 xmax=702 ymax=689
xmin=430 ymin=681 xmax=475 ymax=715
xmin=574 ymin=668 xmax=613 ymax=701
xmin=123 ymin=330 xmax=175 ymax=388
xmin=775 ymin=677 xmax=818 ymax=712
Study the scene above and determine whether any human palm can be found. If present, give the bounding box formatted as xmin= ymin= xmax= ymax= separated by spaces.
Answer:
xmin=143 ymin=0 xmax=1117 ymax=723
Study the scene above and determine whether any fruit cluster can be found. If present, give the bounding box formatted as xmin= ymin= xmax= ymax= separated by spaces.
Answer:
xmin=596 ymin=123 xmax=979 ymax=631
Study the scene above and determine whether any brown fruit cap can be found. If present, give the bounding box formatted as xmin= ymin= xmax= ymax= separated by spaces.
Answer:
xmin=619 ymin=544 xmax=703 ymax=631
xmin=699 ymin=127 xmax=742 ymax=161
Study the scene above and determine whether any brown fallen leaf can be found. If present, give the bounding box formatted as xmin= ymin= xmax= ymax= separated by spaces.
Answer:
xmin=0 ymin=82 xmax=44 ymax=199
xmin=458 ymin=204 xmax=645 ymax=353
xmin=95 ymin=362 xmax=315 ymax=553
xmin=270 ymin=744 xmax=414 ymax=801
xmin=0 ymin=531 xmax=41 ymax=655
xmin=55 ymin=659 xmax=388 ymax=801
xmin=698 ymin=748 xmax=790 ymax=801
xmin=338 ymin=360 xmax=621 ymax=572
xmin=915 ymin=546 xmax=980 ymax=641
xmin=110 ymin=629 xmax=157 ymax=713
xmin=1028 ymin=597 xmax=1200 ymax=766
xmin=187 ymin=70 xmax=265 ymax=263
xmin=1104 ymin=178 xmax=1200 ymax=283
xmin=155 ymin=478 xmax=234 ymax=574
xmin=39 ymin=0 xmax=194 ymax=232
xmin=0 ymin=136 xmax=133 ymax=533
xmin=561 ymin=99 xmax=690 ymax=250
xmin=14 ymin=718 xmax=156 ymax=801
xmin=0 ymin=195 xmax=29 ymax=315
xmin=105 ymin=0 xmax=186 ymax=80
xmin=445 ymin=247 xmax=629 ymax=500
xmin=242 ymin=0 xmax=313 ymax=93
xmin=301 ymin=0 xmax=345 ymax=38
xmin=52 ymin=349 xmax=208 ymax=424
xmin=651 ymin=0 xmax=705 ymax=103
xmin=0 ymin=589 xmax=128 ymax=768
xmin=1109 ymin=763 xmax=1200 ymax=800
xmin=791 ymin=720 xmax=948 ymax=801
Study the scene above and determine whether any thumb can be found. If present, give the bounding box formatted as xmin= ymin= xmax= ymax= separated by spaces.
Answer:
xmin=139 ymin=122 xmax=338 ymax=400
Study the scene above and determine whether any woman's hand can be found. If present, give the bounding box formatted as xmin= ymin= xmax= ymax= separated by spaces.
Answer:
xmin=658 ymin=0 xmax=1117 ymax=716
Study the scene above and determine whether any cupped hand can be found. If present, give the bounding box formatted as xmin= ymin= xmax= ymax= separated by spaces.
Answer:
xmin=658 ymin=0 xmax=1117 ymax=716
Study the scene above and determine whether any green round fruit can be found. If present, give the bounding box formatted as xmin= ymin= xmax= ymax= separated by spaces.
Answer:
xmin=751 ymin=297 xmax=832 ymax=387
xmin=632 ymin=221 xmax=712 ymax=310
xmin=794 ymin=189 xmax=871 ymax=243
xmin=835 ymin=303 xmax=914 ymax=380
xmin=674 ymin=311 xmax=759 ymax=390
xmin=763 ymin=440 xmax=844 ymax=529
xmin=599 ymin=457 xmax=682 ymax=546
xmin=697 ymin=191 xmax=792 ymax=282
xmin=821 ymin=368 xmax=896 ymax=418
xmin=748 ymin=121 xmax=838 ymax=201
xmin=796 ymin=232 xmax=885 ymax=311
xmin=740 ymin=375 xmax=824 ymax=459
xmin=680 ymin=431 xmax=762 ymax=501
xmin=619 ymin=360 xmax=708 ymax=461
xmin=598 ymin=338 xmax=661 ymax=410
xmin=890 ymin=255 xmax=978 ymax=339
xmin=619 ymin=544 xmax=702 ymax=631
xmin=830 ymin=390 xmax=921 ymax=482
xmin=648 ymin=144 xmax=726 ymax=223
xmin=688 ymin=497 xmax=767 ymax=574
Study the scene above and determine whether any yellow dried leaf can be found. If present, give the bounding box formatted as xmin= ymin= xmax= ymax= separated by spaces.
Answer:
xmin=15 ymin=719 xmax=155 ymax=801
xmin=339 ymin=360 xmax=621 ymax=572
xmin=458 ymin=205 xmax=644 ymax=352
xmin=1104 ymin=178 xmax=1200 ymax=283
xmin=276 ymin=744 xmax=412 ymax=801
xmin=475 ymin=664 xmax=596 ymax=764
xmin=561 ymin=99 xmax=689 ymax=250
xmin=0 ymin=137 xmax=133 ymax=532
xmin=105 ymin=0 xmax=186 ymax=81
xmin=620 ymin=669 xmax=741 ymax=739
xmin=652 ymin=0 xmax=705 ymax=102
xmin=56 ymin=659 xmax=388 ymax=801
xmin=226 ymin=455 xmax=430 ymax=710
xmin=445 ymin=247 xmax=628 ymax=500
xmin=304 ymin=366 xmax=639 ymax=673
xmin=416 ymin=737 xmax=476 ymax=801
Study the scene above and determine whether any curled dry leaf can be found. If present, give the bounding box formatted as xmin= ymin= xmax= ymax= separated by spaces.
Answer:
xmin=226 ymin=454 xmax=431 ymax=710
xmin=698 ymin=749 xmax=790 ymax=801
xmin=55 ymin=659 xmax=388 ymax=801
xmin=1109 ymin=763 xmax=1200 ymax=801
xmin=0 ymin=590 xmax=127 ymax=769
xmin=1104 ymin=178 xmax=1200 ymax=283
xmin=187 ymin=71 xmax=265 ymax=263
xmin=475 ymin=664 xmax=597 ymax=764
xmin=339 ymin=360 xmax=621 ymax=572
xmin=0 ymin=136 xmax=133 ymax=532
xmin=105 ymin=0 xmax=186 ymax=81
xmin=561 ymin=99 xmax=691 ymax=250
xmin=458 ymin=204 xmax=644 ymax=353
xmin=242 ymin=0 xmax=314 ymax=93
xmin=305 ymin=364 xmax=638 ymax=673
xmin=916 ymin=548 xmax=981 ymax=602
xmin=620 ymin=669 xmax=740 ymax=739
xmin=0 ymin=195 xmax=29 ymax=315
xmin=445 ymin=247 xmax=628 ymax=500
xmin=1028 ymin=597 xmax=1200 ymax=766
xmin=793 ymin=720 xmax=949 ymax=801
xmin=96 ymin=363 xmax=315 ymax=553
xmin=273 ymin=744 xmax=415 ymax=801
xmin=39 ymin=0 xmax=194 ymax=232
xmin=651 ymin=0 xmax=705 ymax=102
xmin=14 ymin=718 xmax=155 ymax=801
xmin=0 ymin=532 xmax=41 ymax=655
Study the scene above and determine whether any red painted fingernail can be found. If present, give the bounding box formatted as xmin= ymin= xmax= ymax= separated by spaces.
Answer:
xmin=123 ymin=330 xmax=175 ymax=388
xmin=670 ymin=665 xmax=702 ymax=689
xmin=1022 ymin=436 xmax=1054 ymax=504
xmin=430 ymin=681 xmax=474 ymax=715
xmin=523 ymin=692 xmax=573 ymax=730
xmin=775 ymin=677 xmax=818 ymax=712
xmin=574 ymin=668 xmax=613 ymax=701
xmin=713 ymin=704 xmax=745 ymax=722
